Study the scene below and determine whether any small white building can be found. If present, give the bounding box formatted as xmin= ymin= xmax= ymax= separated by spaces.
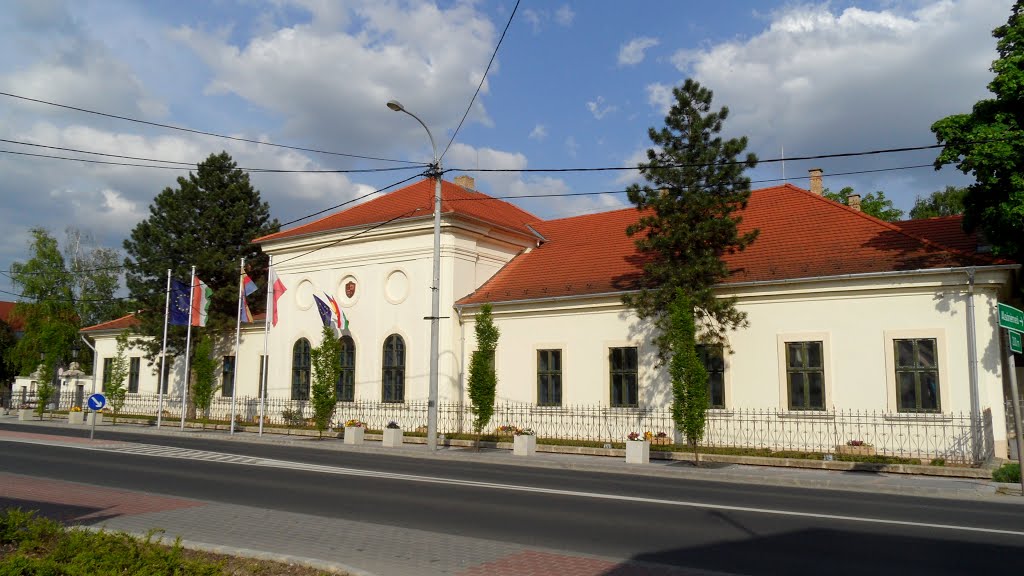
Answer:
xmin=80 ymin=174 xmax=1020 ymax=461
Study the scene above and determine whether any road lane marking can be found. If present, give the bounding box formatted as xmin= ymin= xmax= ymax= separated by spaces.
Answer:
xmin=4 ymin=434 xmax=1022 ymax=538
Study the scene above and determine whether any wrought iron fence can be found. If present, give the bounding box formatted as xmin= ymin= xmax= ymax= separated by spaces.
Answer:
xmin=17 ymin=390 xmax=992 ymax=464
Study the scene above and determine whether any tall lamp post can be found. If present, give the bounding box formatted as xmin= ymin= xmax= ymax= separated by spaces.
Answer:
xmin=387 ymin=99 xmax=442 ymax=451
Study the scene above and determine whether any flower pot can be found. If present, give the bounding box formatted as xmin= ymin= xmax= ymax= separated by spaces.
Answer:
xmin=626 ymin=440 xmax=650 ymax=464
xmin=344 ymin=426 xmax=365 ymax=445
xmin=836 ymin=444 xmax=876 ymax=457
xmin=68 ymin=412 xmax=84 ymax=425
xmin=382 ymin=428 xmax=403 ymax=447
xmin=513 ymin=434 xmax=537 ymax=456
xmin=650 ymin=436 xmax=672 ymax=446
xmin=18 ymin=409 xmax=33 ymax=421
xmin=86 ymin=412 xmax=103 ymax=426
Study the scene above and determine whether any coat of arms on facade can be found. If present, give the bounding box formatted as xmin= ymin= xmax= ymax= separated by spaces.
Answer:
xmin=345 ymin=281 xmax=356 ymax=298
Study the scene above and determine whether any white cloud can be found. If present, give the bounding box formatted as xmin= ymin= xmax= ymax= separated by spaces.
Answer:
xmin=555 ymin=5 xmax=575 ymax=27
xmin=522 ymin=9 xmax=542 ymax=34
xmin=614 ymin=146 xmax=659 ymax=186
xmin=659 ymin=0 xmax=1011 ymax=208
xmin=645 ymin=83 xmax=674 ymax=115
xmin=529 ymin=124 xmax=547 ymax=141
xmin=173 ymin=2 xmax=498 ymax=160
xmin=618 ymin=36 xmax=659 ymax=66
xmin=586 ymin=96 xmax=617 ymax=120
xmin=565 ymin=136 xmax=578 ymax=159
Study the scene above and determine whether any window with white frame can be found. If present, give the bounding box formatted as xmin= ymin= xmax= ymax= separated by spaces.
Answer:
xmin=894 ymin=338 xmax=940 ymax=412
xmin=786 ymin=341 xmax=825 ymax=411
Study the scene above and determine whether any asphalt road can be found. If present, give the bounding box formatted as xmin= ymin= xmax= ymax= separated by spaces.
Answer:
xmin=3 ymin=422 xmax=1023 ymax=575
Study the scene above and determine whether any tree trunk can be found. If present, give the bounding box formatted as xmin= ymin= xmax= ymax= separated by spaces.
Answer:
xmin=691 ymin=439 xmax=700 ymax=467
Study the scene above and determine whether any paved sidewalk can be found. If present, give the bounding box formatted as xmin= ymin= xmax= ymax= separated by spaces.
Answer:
xmin=2 ymin=415 xmax=1021 ymax=575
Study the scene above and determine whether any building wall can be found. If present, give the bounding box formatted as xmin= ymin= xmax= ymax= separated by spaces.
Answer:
xmin=459 ymin=269 xmax=1012 ymax=458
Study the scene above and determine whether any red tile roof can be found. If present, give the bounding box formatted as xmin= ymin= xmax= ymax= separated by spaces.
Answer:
xmin=81 ymin=313 xmax=140 ymax=333
xmin=0 ymin=301 xmax=23 ymax=331
xmin=892 ymin=216 xmax=980 ymax=254
xmin=458 ymin=185 xmax=1008 ymax=305
xmin=256 ymin=179 xmax=541 ymax=243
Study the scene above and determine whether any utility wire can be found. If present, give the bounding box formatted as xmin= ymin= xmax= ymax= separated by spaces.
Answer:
xmin=0 ymin=147 xmax=425 ymax=174
xmin=438 ymin=0 xmax=520 ymax=162
xmin=0 ymin=90 xmax=420 ymax=165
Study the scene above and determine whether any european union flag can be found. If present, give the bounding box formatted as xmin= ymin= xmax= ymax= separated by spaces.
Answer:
xmin=312 ymin=294 xmax=332 ymax=327
xmin=169 ymin=280 xmax=191 ymax=326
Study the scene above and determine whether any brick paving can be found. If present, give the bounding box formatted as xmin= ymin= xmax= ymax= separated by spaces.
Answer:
xmin=457 ymin=550 xmax=715 ymax=576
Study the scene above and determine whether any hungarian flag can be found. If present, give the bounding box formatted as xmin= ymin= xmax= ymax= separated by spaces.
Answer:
xmin=271 ymin=267 xmax=287 ymax=327
xmin=192 ymin=277 xmax=212 ymax=327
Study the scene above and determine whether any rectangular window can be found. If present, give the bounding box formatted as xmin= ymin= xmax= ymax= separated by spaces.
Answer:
xmin=894 ymin=338 xmax=940 ymax=412
xmin=537 ymin=349 xmax=562 ymax=406
xmin=697 ymin=344 xmax=725 ymax=409
xmin=258 ymin=355 xmax=267 ymax=398
xmin=786 ymin=341 xmax=825 ymax=410
xmin=160 ymin=358 xmax=172 ymax=395
xmin=609 ymin=347 xmax=638 ymax=407
xmin=222 ymin=356 xmax=235 ymax=397
xmin=102 ymin=358 xmax=113 ymax=392
xmin=128 ymin=358 xmax=140 ymax=393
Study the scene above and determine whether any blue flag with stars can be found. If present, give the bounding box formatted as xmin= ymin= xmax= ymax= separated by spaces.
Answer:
xmin=169 ymin=280 xmax=191 ymax=326
xmin=312 ymin=294 xmax=332 ymax=327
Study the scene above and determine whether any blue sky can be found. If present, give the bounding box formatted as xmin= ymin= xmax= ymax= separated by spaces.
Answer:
xmin=0 ymin=0 xmax=1014 ymax=298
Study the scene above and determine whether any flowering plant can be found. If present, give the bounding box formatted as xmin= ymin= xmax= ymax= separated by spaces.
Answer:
xmin=70 ymin=406 xmax=82 ymax=412
xmin=386 ymin=420 xmax=401 ymax=429
xmin=514 ymin=427 xmax=535 ymax=436
xmin=344 ymin=418 xmax=365 ymax=428
xmin=627 ymin=431 xmax=642 ymax=441
xmin=18 ymin=403 xmax=30 ymax=409
xmin=655 ymin=431 xmax=668 ymax=438
xmin=643 ymin=431 xmax=654 ymax=441
xmin=846 ymin=440 xmax=871 ymax=447
xmin=496 ymin=424 xmax=518 ymax=435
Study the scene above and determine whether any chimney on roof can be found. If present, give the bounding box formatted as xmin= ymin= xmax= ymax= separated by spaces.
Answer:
xmin=454 ymin=175 xmax=476 ymax=191
xmin=847 ymin=194 xmax=862 ymax=212
xmin=808 ymin=168 xmax=823 ymax=195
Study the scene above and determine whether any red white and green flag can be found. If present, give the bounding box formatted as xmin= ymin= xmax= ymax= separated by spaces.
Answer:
xmin=192 ymin=276 xmax=213 ymax=327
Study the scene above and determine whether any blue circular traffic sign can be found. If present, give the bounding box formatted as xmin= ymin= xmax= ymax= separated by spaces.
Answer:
xmin=87 ymin=393 xmax=107 ymax=411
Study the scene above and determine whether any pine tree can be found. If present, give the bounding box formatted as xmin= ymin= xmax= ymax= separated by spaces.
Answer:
xmin=625 ymin=79 xmax=758 ymax=359
xmin=123 ymin=152 xmax=279 ymax=362
xmin=310 ymin=325 xmax=342 ymax=438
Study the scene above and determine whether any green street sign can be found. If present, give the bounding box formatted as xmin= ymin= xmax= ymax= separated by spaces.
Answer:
xmin=1011 ymin=330 xmax=1023 ymax=355
xmin=999 ymin=303 xmax=1024 ymax=332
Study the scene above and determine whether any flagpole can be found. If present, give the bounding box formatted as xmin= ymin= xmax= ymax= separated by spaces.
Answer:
xmin=230 ymin=257 xmax=245 ymax=435
xmin=157 ymin=269 xmax=171 ymax=428
xmin=259 ymin=255 xmax=273 ymax=436
xmin=180 ymin=265 xmax=196 ymax=431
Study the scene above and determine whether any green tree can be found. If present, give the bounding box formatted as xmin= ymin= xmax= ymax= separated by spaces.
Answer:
xmin=667 ymin=291 xmax=709 ymax=464
xmin=931 ymin=2 xmax=1024 ymax=259
xmin=105 ymin=331 xmax=131 ymax=425
xmin=190 ymin=334 xmax=218 ymax=426
xmin=310 ymin=325 xmax=341 ymax=439
xmin=123 ymin=152 xmax=280 ymax=363
xmin=625 ymin=79 xmax=759 ymax=358
xmin=9 ymin=229 xmax=78 ymax=379
xmin=823 ymin=187 xmax=904 ymax=221
xmin=34 ymin=365 xmax=56 ymax=420
xmin=467 ymin=304 xmax=499 ymax=448
xmin=64 ymin=227 xmax=132 ymax=329
xmin=909 ymin=186 xmax=969 ymax=219
xmin=0 ymin=320 xmax=16 ymax=389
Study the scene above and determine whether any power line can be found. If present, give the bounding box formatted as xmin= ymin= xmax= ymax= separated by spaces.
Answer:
xmin=0 ymin=147 xmax=426 ymax=174
xmin=439 ymin=0 xmax=520 ymax=162
xmin=0 ymin=90 xmax=420 ymax=165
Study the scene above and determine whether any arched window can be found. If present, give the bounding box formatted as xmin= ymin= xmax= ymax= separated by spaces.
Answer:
xmin=337 ymin=336 xmax=355 ymax=402
xmin=382 ymin=334 xmax=405 ymax=403
xmin=292 ymin=338 xmax=311 ymax=400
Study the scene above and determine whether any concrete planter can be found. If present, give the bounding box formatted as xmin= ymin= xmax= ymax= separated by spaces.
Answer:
xmin=513 ymin=434 xmax=537 ymax=456
xmin=68 ymin=411 xmax=84 ymax=425
xmin=382 ymin=428 xmax=404 ymax=447
xmin=86 ymin=412 xmax=103 ymax=426
xmin=344 ymin=426 xmax=365 ymax=445
xmin=836 ymin=444 xmax=876 ymax=457
xmin=18 ymin=409 xmax=33 ymax=421
xmin=625 ymin=440 xmax=650 ymax=464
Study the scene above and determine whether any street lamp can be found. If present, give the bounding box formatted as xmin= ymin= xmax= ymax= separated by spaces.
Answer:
xmin=387 ymin=99 xmax=442 ymax=452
